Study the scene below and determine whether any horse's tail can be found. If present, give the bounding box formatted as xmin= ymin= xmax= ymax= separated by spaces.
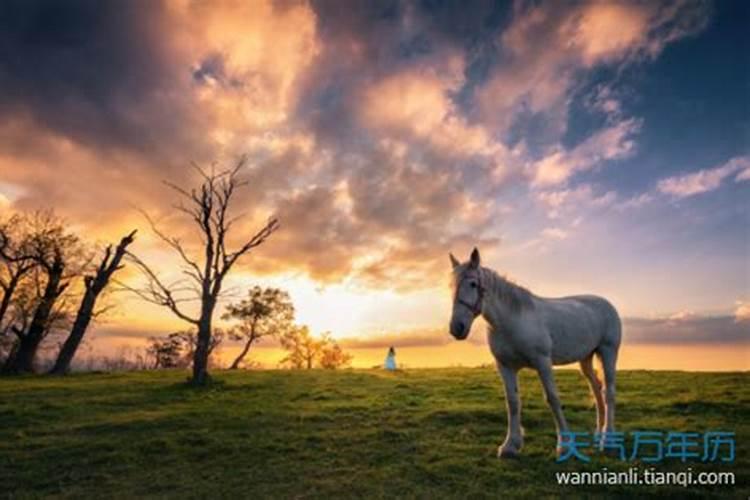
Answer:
xmin=598 ymin=297 xmax=622 ymax=351
xmin=589 ymin=298 xmax=621 ymax=375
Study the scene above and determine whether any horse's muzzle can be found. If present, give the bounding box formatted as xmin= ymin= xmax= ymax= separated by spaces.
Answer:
xmin=450 ymin=320 xmax=469 ymax=340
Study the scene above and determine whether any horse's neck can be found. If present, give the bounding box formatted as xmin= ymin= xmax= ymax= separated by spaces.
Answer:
xmin=479 ymin=268 xmax=522 ymax=331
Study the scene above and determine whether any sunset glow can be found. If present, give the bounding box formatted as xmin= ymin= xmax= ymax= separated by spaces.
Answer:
xmin=1 ymin=0 xmax=747 ymax=371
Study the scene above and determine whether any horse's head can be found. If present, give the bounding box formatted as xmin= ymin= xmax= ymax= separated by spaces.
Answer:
xmin=448 ymin=247 xmax=484 ymax=340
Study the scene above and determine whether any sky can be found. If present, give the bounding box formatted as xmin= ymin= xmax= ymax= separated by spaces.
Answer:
xmin=0 ymin=0 xmax=747 ymax=369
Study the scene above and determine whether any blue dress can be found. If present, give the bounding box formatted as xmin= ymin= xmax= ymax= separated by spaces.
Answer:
xmin=384 ymin=353 xmax=396 ymax=370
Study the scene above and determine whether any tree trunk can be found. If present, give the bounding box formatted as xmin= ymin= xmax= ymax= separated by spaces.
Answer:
xmin=0 ymin=274 xmax=20 ymax=327
xmin=229 ymin=321 xmax=256 ymax=370
xmin=191 ymin=303 xmax=214 ymax=385
xmin=50 ymin=231 xmax=135 ymax=375
xmin=229 ymin=338 xmax=253 ymax=370
xmin=3 ymin=262 xmax=65 ymax=374
xmin=2 ymin=341 xmax=19 ymax=372
xmin=49 ymin=287 xmax=95 ymax=375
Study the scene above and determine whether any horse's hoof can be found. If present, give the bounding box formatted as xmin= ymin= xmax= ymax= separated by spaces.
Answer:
xmin=498 ymin=446 xmax=521 ymax=459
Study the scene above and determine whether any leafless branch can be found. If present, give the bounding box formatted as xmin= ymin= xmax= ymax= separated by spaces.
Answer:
xmin=124 ymin=251 xmax=199 ymax=325
xmin=137 ymin=208 xmax=204 ymax=283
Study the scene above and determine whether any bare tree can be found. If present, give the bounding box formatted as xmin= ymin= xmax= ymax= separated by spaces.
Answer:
xmin=126 ymin=158 xmax=279 ymax=384
xmin=50 ymin=230 xmax=137 ymax=375
xmin=223 ymin=286 xmax=294 ymax=369
xmin=3 ymin=212 xmax=82 ymax=374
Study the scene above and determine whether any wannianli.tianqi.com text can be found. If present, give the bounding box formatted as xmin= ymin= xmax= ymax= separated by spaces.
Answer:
xmin=555 ymin=467 xmax=736 ymax=487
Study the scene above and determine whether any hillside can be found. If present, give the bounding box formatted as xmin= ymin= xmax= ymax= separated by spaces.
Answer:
xmin=1 ymin=369 xmax=747 ymax=498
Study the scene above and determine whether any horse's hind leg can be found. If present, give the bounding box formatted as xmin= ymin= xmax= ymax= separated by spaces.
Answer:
xmin=599 ymin=345 xmax=618 ymax=434
xmin=580 ymin=354 xmax=605 ymax=434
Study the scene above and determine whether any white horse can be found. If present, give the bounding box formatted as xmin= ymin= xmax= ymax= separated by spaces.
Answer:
xmin=449 ymin=248 xmax=621 ymax=458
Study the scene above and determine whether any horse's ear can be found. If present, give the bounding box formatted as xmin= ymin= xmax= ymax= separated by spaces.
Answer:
xmin=469 ymin=247 xmax=480 ymax=269
xmin=449 ymin=253 xmax=460 ymax=269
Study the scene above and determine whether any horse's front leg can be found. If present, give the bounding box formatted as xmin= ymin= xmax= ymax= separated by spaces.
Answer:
xmin=534 ymin=356 xmax=570 ymax=456
xmin=497 ymin=363 xmax=523 ymax=458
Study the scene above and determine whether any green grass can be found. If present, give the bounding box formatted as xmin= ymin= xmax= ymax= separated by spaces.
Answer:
xmin=1 ymin=368 xmax=748 ymax=498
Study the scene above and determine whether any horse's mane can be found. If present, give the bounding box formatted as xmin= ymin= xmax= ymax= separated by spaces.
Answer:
xmin=479 ymin=267 xmax=535 ymax=313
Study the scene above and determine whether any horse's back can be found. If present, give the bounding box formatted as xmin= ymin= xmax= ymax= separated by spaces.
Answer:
xmin=538 ymin=294 xmax=621 ymax=364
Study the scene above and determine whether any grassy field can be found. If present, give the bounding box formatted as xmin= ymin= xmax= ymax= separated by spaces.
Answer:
xmin=1 ymin=368 xmax=748 ymax=498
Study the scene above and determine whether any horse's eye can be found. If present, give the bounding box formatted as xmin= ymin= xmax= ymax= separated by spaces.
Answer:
xmin=470 ymin=282 xmax=477 ymax=288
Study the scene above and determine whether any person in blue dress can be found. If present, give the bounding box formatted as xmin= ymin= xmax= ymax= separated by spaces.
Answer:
xmin=384 ymin=346 xmax=397 ymax=370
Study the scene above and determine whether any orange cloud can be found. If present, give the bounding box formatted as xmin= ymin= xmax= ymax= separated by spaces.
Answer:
xmin=735 ymin=301 xmax=750 ymax=323
xmin=358 ymin=66 xmax=510 ymax=180
xmin=571 ymin=3 xmax=651 ymax=65
xmin=0 ymin=0 xmax=718 ymax=329
xmin=173 ymin=0 xmax=320 ymax=136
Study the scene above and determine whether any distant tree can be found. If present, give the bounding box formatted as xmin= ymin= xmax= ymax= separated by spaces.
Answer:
xmin=2 ymin=212 xmax=83 ymax=374
xmin=171 ymin=329 xmax=224 ymax=368
xmin=223 ymin=286 xmax=294 ymax=369
xmin=318 ymin=333 xmax=352 ymax=369
xmin=0 ymin=214 xmax=36 ymax=364
xmin=125 ymin=158 xmax=279 ymax=385
xmin=146 ymin=334 xmax=184 ymax=369
xmin=50 ymin=230 xmax=137 ymax=375
xmin=2 ymin=251 xmax=78 ymax=371
xmin=279 ymin=325 xmax=319 ymax=369
xmin=0 ymin=214 xmax=36 ymax=330
xmin=280 ymin=328 xmax=352 ymax=370
xmin=147 ymin=330 xmax=225 ymax=370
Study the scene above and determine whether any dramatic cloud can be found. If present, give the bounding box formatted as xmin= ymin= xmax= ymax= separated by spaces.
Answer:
xmin=0 ymin=1 xmax=192 ymax=155
xmin=0 ymin=0 xmax=720 ymax=296
xmin=476 ymin=0 xmax=708 ymax=135
xmin=3 ymin=0 xmax=747 ymax=372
